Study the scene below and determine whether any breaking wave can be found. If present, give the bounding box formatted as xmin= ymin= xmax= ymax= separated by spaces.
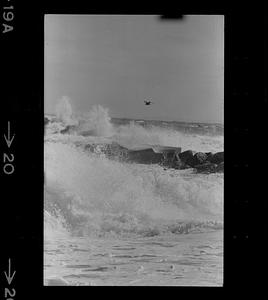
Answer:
xmin=112 ymin=122 xmax=223 ymax=152
xmin=77 ymin=105 xmax=114 ymax=137
xmin=55 ymin=96 xmax=78 ymax=126
xmin=44 ymin=142 xmax=223 ymax=239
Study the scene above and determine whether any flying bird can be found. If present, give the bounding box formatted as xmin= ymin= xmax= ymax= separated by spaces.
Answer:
xmin=144 ymin=100 xmax=153 ymax=106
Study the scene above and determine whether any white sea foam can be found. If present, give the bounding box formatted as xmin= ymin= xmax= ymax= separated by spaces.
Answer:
xmin=44 ymin=141 xmax=223 ymax=238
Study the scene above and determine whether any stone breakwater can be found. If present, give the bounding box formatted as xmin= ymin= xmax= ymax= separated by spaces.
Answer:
xmin=44 ymin=119 xmax=223 ymax=173
xmin=74 ymin=141 xmax=224 ymax=173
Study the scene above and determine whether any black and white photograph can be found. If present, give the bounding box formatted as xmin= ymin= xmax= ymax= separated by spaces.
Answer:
xmin=44 ymin=14 xmax=224 ymax=286
xmin=2 ymin=0 xmax=266 ymax=295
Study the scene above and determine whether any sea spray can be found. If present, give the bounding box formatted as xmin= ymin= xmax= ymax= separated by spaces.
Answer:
xmin=78 ymin=105 xmax=114 ymax=137
xmin=55 ymin=96 xmax=78 ymax=126
xmin=112 ymin=121 xmax=162 ymax=149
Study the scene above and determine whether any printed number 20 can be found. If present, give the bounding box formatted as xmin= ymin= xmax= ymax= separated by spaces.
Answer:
xmin=3 ymin=153 xmax=15 ymax=175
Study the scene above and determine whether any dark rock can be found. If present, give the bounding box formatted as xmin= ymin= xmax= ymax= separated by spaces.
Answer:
xmin=157 ymin=147 xmax=181 ymax=168
xmin=182 ymin=164 xmax=192 ymax=169
xmin=178 ymin=150 xmax=194 ymax=160
xmin=178 ymin=150 xmax=196 ymax=167
xmin=169 ymin=152 xmax=191 ymax=169
xmin=215 ymin=162 xmax=224 ymax=172
xmin=104 ymin=143 xmax=129 ymax=161
xmin=205 ymin=152 xmax=213 ymax=161
xmin=127 ymin=148 xmax=163 ymax=164
xmin=208 ymin=152 xmax=224 ymax=164
xmin=169 ymin=158 xmax=181 ymax=169
xmin=192 ymin=152 xmax=208 ymax=166
xmin=162 ymin=151 xmax=177 ymax=167
xmin=194 ymin=162 xmax=217 ymax=173
xmin=173 ymin=160 xmax=191 ymax=170
xmin=44 ymin=117 xmax=50 ymax=126
xmin=60 ymin=126 xmax=70 ymax=134
xmin=164 ymin=150 xmax=177 ymax=161
xmin=84 ymin=144 xmax=96 ymax=152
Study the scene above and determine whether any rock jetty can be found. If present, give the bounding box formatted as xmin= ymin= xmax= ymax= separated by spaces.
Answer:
xmin=80 ymin=142 xmax=224 ymax=173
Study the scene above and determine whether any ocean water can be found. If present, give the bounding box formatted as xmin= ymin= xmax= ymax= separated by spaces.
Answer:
xmin=44 ymin=106 xmax=223 ymax=286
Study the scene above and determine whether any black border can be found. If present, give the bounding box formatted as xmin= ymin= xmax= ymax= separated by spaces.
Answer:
xmin=1 ymin=1 xmax=266 ymax=298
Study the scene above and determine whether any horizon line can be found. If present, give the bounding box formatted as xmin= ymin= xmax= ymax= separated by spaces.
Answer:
xmin=44 ymin=113 xmax=223 ymax=126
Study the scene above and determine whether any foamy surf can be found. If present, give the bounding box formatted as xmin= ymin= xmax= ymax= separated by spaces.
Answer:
xmin=45 ymin=140 xmax=223 ymax=239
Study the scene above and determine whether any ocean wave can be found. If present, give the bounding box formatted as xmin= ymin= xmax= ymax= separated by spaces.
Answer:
xmin=44 ymin=142 xmax=223 ymax=239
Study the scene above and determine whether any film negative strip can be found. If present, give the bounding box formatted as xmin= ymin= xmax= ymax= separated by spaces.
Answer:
xmin=0 ymin=1 xmax=266 ymax=297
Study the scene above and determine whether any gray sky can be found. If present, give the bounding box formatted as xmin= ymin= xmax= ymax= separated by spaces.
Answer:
xmin=45 ymin=15 xmax=224 ymax=123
